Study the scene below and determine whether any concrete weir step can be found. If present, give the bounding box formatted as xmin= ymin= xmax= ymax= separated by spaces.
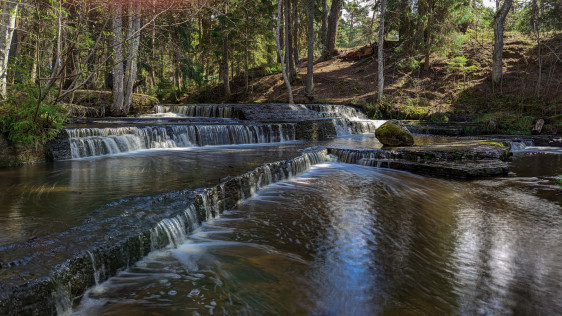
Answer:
xmin=0 ymin=149 xmax=328 ymax=315
xmin=328 ymin=140 xmax=511 ymax=179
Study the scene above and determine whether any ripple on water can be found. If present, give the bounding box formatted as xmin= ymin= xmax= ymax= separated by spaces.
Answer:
xmin=74 ymin=162 xmax=562 ymax=315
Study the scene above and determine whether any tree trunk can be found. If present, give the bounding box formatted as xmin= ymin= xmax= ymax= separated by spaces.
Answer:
xmin=424 ymin=3 xmax=434 ymax=71
xmin=222 ymin=5 xmax=230 ymax=99
xmin=222 ymin=35 xmax=230 ymax=98
xmin=276 ymin=0 xmax=294 ymax=104
xmin=0 ymin=0 xmax=20 ymax=97
xmin=285 ymin=0 xmax=296 ymax=81
xmin=348 ymin=12 xmax=355 ymax=46
xmin=124 ymin=3 xmax=141 ymax=115
xmin=378 ymin=0 xmax=386 ymax=103
xmin=292 ymin=0 xmax=299 ymax=68
xmin=368 ymin=7 xmax=376 ymax=43
xmin=492 ymin=0 xmax=513 ymax=89
xmin=244 ymin=8 xmax=249 ymax=93
xmin=326 ymin=0 xmax=343 ymax=56
xmin=321 ymin=0 xmax=328 ymax=54
xmin=306 ymin=0 xmax=314 ymax=95
xmin=398 ymin=0 xmax=410 ymax=42
xmin=531 ymin=0 xmax=541 ymax=96
xmin=111 ymin=4 xmax=125 ymax=116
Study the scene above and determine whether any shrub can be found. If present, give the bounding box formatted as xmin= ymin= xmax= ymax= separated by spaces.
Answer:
xmin=0 ymin=84 xmax=67 ymax=144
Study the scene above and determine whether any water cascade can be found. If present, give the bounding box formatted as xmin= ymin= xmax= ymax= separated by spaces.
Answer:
xmin=0 ymin=149 xmax=328 ymax=314
xmin=66 ymin=124 xmax=295 ymax=158
xmin=156 ymin=104 xmax=239 ymax=118
xmin=154 ymin=104 xmax=385 ymax=137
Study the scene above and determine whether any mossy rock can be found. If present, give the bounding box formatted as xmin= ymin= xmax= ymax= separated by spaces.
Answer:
xmin=376 ymin=120 xmax=414 ymax=146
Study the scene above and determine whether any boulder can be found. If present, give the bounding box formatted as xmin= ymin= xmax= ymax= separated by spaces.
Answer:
xmin=375 ymin=120 xmax=414 ymax=146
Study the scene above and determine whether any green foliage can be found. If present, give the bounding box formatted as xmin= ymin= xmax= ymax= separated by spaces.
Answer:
xmin=476 ymin=112 xmax=535 ymax=134
xmin=396 ymin=57 xmax=421 ymax=71
xmin=0 ymin=84 xmax=67 ymax=144
xmin=446 ymin=56 xmax=478 ymax=75
xmin=430 ymin=112 xmax=449 ymax=123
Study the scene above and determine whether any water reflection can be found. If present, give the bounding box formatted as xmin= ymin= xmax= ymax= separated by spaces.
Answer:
xmin=0 ymin=143 xmax=310 ymax=245
xmin=75 ymin=162 xmax=562 ymax=315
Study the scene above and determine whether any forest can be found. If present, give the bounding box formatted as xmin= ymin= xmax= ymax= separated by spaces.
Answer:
xmin=1 ymin=1 xmax=562 ymax=314
xmin=0 ymin=0 xmax=561 ymax=145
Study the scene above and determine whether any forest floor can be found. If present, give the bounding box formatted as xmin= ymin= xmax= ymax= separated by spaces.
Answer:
xmin=188 ymin=32 xmax=562 ymax=134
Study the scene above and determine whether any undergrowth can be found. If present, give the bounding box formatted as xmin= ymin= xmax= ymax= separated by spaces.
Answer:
xmin=0 ymin=84 xmax=67 ymax=144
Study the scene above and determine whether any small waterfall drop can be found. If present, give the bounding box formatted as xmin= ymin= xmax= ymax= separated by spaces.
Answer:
xmin=156 ymin=105 xmax=236 ymax=118
xmin=151 ymin=205 xmax=199 ymax=250
xmin=66 ymin=124 xmax=295 ymax=158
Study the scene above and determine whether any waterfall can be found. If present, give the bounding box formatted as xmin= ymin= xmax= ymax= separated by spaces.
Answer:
xmin=194 ymin=149 xmax=329 ymax=221
xmin=66 ymin=124 xmax=295 ymax=158
xmin=328 ymin=148 xmax=395 ymax=164
xmin=306 ymin=104 xmax=368 ymax=120
xmin=156 ymin=105 xmax=236 ymax=118
xmin=331 ymin=119 xmax=353 ymax=136
xmin=510 ymin=140 xmax=535 ymax=152
xmin=151 ymin=205 xmax=199 ymax=250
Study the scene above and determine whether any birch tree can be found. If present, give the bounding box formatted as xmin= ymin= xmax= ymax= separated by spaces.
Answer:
xmin=0 ymin=0 xmax=20 ymax=98
xmin=111 ymin=2 xmax=142 ymax=117
xmin=275 ymin=0 xmax=293 ymax=104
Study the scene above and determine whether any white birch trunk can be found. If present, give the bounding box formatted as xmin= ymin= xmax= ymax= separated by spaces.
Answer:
xmin=0 ymin=0 xmax=20 ymax=98
xmin=275 ymin=0 xmax=293 ymax=104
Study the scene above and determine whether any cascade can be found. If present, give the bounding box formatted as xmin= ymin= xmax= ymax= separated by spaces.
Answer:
xmin=66 ymin=124 xmax=295 ymax=158
xmin=156 ymin=105 xmax=236 ymax=118
xmin=306 ymin=104 xmax=368 ymax=120
xmin=151 ymin=205 xmax=199 ymax=250
xmin=328 ymin=148 xmax=395 ymax=164
xmin=510 ymin=139 xmax=535 ymax=152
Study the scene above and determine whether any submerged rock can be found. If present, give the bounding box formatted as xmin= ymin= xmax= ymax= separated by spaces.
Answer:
xmin=375 ymin=120 xmax=414 ymax=146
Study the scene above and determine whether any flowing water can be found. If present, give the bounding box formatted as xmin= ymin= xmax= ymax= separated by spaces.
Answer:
xmin=73 ymin=152 xmax=561 ymax=315
xmin=1 ymin=103 xmax=561 ymax=314
xmin=0 ymin=134 xmax=387 ymax=246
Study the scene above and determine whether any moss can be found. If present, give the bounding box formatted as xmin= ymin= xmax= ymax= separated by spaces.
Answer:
xmin=376 ymin=121 xmax=414 ymax=146
xmin=478 ymin=141 xmax=508 ymax=148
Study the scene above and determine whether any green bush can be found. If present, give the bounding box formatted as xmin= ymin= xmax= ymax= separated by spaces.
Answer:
xmin=476 ymin=112 xmax=535 ymax=134
xmin=0 ymin=84 xmax=67 ymax=144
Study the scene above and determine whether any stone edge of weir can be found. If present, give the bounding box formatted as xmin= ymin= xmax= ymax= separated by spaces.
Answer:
xmin=0 ymin=148 xmax=329 ymax=315
xmin=327 ymin=147 xmax=510 ymax=179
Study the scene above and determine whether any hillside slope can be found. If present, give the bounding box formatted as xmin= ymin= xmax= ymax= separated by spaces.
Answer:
xmin=190 ymin=33 xmax=561 ymax=133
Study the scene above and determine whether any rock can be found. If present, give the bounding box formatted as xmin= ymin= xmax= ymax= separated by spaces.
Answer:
xmin=327 ymin=147 xmax=510 ymax=179
xmin=394 ymin=140 xmax=512 ymax=162
xmin=375 ymin=120 xmax=414 ymax=146
xmin=532 ymin=119 xmax=544 ymax=135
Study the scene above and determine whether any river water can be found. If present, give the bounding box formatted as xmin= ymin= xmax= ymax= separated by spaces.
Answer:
xmin=73 ymin=151 xmax=561 ymax=315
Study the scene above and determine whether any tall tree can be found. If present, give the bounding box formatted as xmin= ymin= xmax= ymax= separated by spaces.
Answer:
xmin=378 ymin=0 xmax=386 ymax=103
xmin=124 ymin=2 xmax=141 ymax=115
xmin=306 ymin=0 xmax=314 ymax=96
xmin=276 ymin=0 xmax=294 ymax=103
xmin=320 ymin=0 xmax=328 ymax=53
xmin=284 ymin=0 xmax=296 ymax=81
xmin=111 ymin=3 xmax=124 ymax=116
xmin=0 ymin=0 xmax=20 ymax=98
xmin=111 ymin=2 xmax=143 ymax=116
xmin=222 ymin=4 xmax=231 ymax=98
xmin=492 ymin=0 xmax=513 ymax=88
xmin=326 ymin=0 xmax=343 ymax=56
